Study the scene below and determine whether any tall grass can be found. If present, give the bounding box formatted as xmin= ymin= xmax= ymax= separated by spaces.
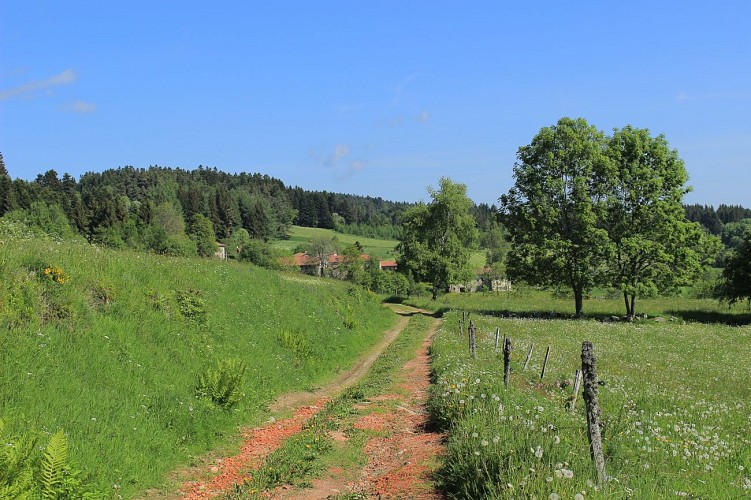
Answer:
xmin=0 ymin=232 xmax=394 ymax=496
xmin=429 ymin=308 xmax=751 ymax=497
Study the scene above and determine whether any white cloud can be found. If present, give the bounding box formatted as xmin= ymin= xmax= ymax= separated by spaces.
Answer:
xmin=0 ymin=69 xmax=77 ymax=101
xmin=323 ymin=144 xmax=350 ymax=166
xmin=64 ymin=100 xmax=97 ymax=114
xmin=415 ymin=109 xmax=431 ymax=123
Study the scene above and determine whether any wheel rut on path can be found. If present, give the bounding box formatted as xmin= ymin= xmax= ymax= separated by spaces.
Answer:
xmin=150 ymin=304 xmax=437 ymax=499
xmin=272 ymin=316 xmax=444 ymax=500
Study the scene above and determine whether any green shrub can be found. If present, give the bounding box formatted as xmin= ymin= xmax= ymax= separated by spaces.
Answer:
xmin=0 ymin=273 xmax=39 ymax=329
xmin=277 ymin=330 xmax=312 ymax=358
xmin=175 ymin=288 xmax=207 ymax=324
xmin=195 ymin=359 xmax=247 ymax=410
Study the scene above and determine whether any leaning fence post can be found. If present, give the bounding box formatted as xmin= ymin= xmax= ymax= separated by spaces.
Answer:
xmin=503 ymin=337 xmax=512 ymax=388
xmin=570 ymin=369 xmax=582 ymax=412
xmin=540 ymin=345 xmax=551 ymax=379
xmin=494 ymin=327 xmax=500 ymax=351
xmin=469 ymin=321 xmax=476 ymax=358
xmin=523 ymin=342 xmax=534 ymax=371
xmin=582 ymin=341 xmax=607 ymax=484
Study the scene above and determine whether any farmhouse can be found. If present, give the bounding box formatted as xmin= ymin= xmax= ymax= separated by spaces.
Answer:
xmin=379 ymin=259 xmax=398 ymax=271
xmin=283 ymin=252 xmax=371 ymax=276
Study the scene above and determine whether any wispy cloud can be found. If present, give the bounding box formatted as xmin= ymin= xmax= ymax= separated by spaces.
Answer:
xmin=63 ymin=100 xmax=97 ymax=114
xmin=325 ymin=144 xmax=350 ymax=166
xmin=389 ymin=72 xmax=419 ymax=108
xmin=0 ymin=69 xmax=77 ymax=101
xmin=310 ymin=144 xmax=369 ymax=180
xmin=415 ymin=109 xmax=431 ymax=123
xmin=676 ymin=91 xmax=749 ymax=102
xmin=335 ymin=104 xmax=361 ymax=119
xmin=336 ymin=160 xmax=368 ymax=181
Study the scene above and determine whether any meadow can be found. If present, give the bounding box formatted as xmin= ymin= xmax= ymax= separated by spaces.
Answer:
xmin=0 ymin=223 xmax=395 ymax=497
xmin=271 ymin=226 xmax=399 ymax=260
xmin=415 ymin=291 xmax=751 ymax=498
xmin=272 ymin=225 xmax=487 ymax=271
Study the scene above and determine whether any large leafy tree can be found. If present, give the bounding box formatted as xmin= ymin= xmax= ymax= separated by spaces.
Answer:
xmin=500 ymin=117 xmax=611 ymax=315
xmin=603 ymin=126 xmax=721 ymax=318
xmin=397 ymin=177 xmax=478 ymax=300
xmin=716 ymin=230 xmax=751 ymax=306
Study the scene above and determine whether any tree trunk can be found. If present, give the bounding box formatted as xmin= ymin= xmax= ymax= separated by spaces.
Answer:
xmin=623 ymin=291 xmax=631 ymax=316
xmin=574 ymin=288 xmax=584 ymax=316
xmin=629 ymin=294 xmax=636 ymax=319
xmin=431 ymin=284 xmax=438 ymax=301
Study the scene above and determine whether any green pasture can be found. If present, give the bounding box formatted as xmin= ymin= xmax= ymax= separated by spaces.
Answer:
xmin=271 ymin=226 xmax=399 ymax=260
xmin=273 ymin=225 xmax=487 ymax=270
xmin=406 ymin=287 xmax=751 ymax=325
xmin=0 ymin=230 xmax=394 ymax=496
xmin=423 ymin=292 xmax=751 ymax=498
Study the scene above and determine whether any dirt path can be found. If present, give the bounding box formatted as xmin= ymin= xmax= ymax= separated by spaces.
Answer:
xmin=269 ymin=306 xmax=413 ymax=414
xmin=272 ymin=317 xmax=444 ymax=499
xmin=151 ymin=304 xmax=434 ymax=499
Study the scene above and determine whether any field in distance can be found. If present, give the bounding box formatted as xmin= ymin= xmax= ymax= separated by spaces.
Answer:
xmin=272 ymin=226 xmax=399 ymax=260
xmin=273 ymin=226 xmax=487 ymax=268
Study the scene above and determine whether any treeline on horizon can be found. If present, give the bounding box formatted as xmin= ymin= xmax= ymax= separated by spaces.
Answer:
xmin=0 ymin=155 xmax=414 ymax=253
xmin=0 ymin=152 xmax=748 ymax=262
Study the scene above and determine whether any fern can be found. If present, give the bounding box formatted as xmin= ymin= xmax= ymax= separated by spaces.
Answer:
xmin=0 ymin=418 xmax=38 ymax=498
xmin=0 ymin=421 xmax=104 ymax=499
xmin=196 ymin=359 xmax=247 ymax=410
xmin=41 ymin=430 xmax=69 ymax=498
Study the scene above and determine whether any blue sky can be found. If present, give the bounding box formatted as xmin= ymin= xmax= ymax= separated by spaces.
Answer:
xmin=1 ymin=1 xmax=749 ymax=206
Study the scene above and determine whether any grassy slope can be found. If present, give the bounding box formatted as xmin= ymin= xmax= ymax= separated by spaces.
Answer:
xmin=0 ymin=236 xmax=394 ymax=496
xmin=416 ymin=292 xmax=751 ymax=497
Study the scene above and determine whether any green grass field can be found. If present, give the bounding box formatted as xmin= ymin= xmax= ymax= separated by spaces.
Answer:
xmin=417 ymin=291 xmax=751 ymax=498
xmin=0 ymin=227 xmax=395 ymax=497
xmin=273 ymin=226 xmax=487 ymax=270
xmin=272 ymin=226 xmax=399 ymax=260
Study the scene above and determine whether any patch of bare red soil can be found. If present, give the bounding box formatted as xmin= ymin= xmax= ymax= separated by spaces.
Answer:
xmin=277 ymin=319 xmax=445 ymax=499
xmin=352 ymin=329 xmax=444 ymax=499
xmin=179 ymin=399 xmax=328 ymax=499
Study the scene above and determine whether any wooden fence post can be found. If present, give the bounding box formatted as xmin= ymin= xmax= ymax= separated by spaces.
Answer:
xmin=469 ymin=321 xmax=476 ymax=358
xmin=582 ymin=341 xmax=607 ymax=484
xmin=494 ymin=327 xmax=500 ymax=351
xmin=503 ymin=337 xmax=512 ymax=388
xmin=570 ymin=369 xmax=582 ymax=412
xmin=459 ymin=318 xmax=463 ymax=338
xmin=540 ymin=345 xmax=551 ymax=379
xmin=523 ymin=342 xmax=534 ymax=371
